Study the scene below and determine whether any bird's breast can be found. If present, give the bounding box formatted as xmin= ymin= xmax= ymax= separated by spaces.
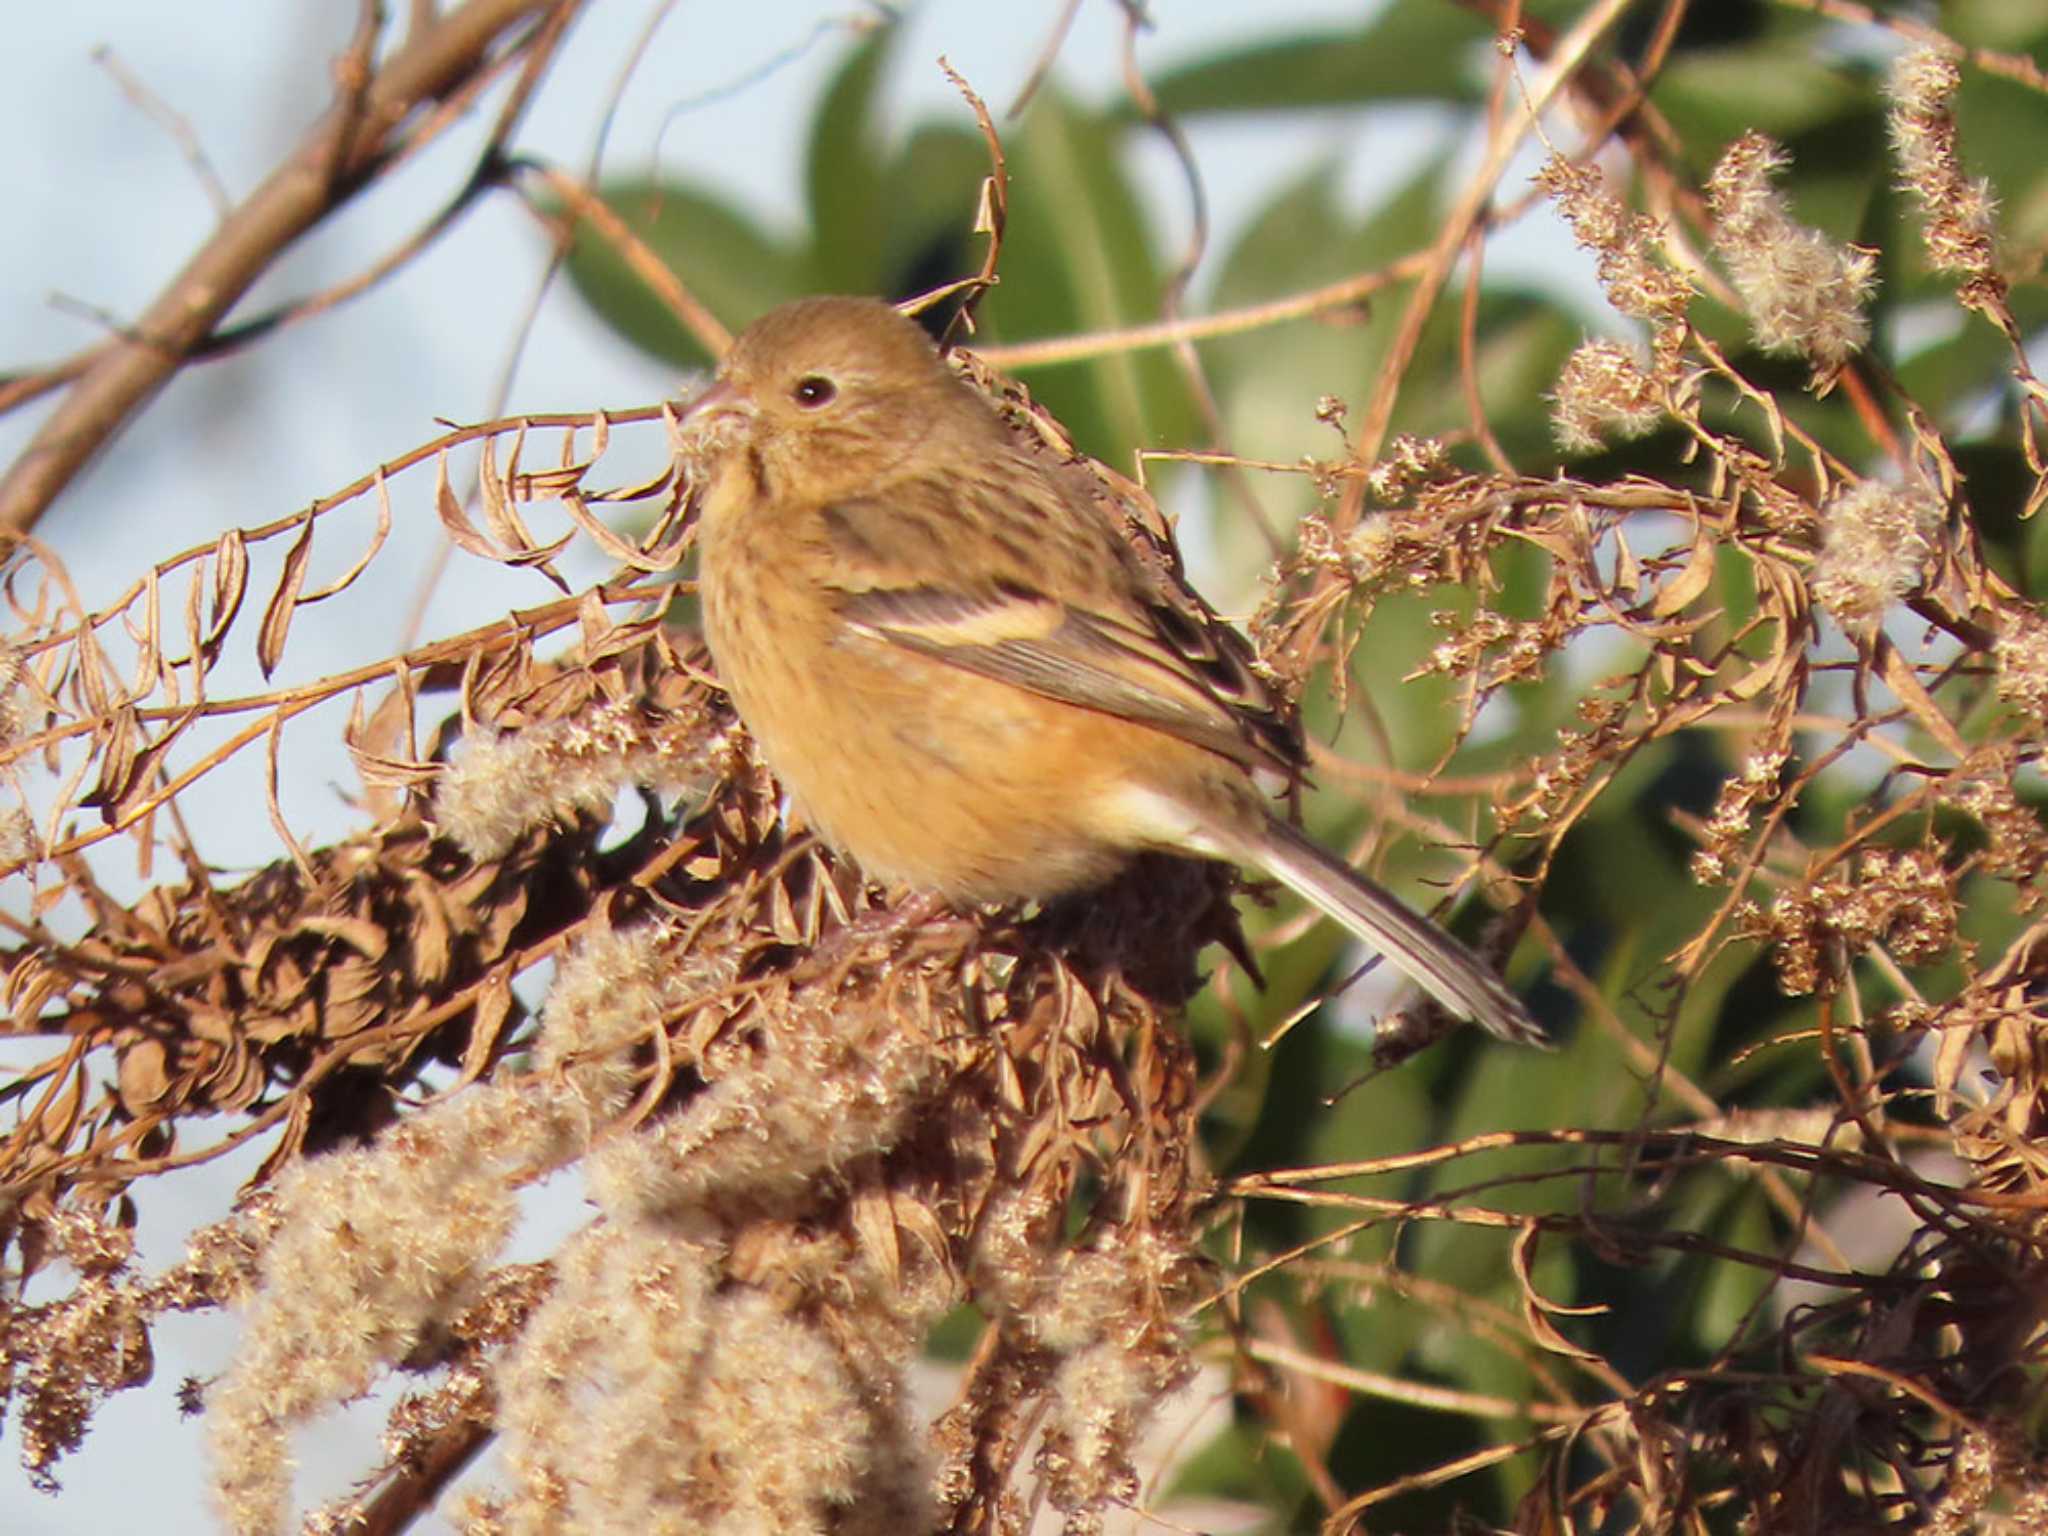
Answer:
xmin=700 ymin=523 xmax=1178 ymax=902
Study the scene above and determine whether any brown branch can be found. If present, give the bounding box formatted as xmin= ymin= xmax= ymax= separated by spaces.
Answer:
xmin=349 ymin=1412 xmax=495 ymax=1536
xmin=1340 ymin=0 xmax=1636 ymax=519
xmin=1772 ymin=0 xmax=2048 ymax=95
xmin=190 ymin=0 xmax=580 ymax=361
xmin=517 ymin=161 xmax=734 ymax=359
xmin=976 ymin=255 xmax=1431 ymax=370
xmin=0 ymin=346 xmax=107 ymax=418
xmin=0 ymin=0 xmax=575 ymax=536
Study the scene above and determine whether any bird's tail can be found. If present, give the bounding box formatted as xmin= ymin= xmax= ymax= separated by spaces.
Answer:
xmin=1242 ymin=813 xmax=1546 ymax=1046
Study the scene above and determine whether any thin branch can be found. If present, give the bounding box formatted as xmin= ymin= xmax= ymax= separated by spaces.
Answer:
xmin=976 ymin=254 xmax=1431 ymax=370
xmin=0 ymin=0 xmax=576 ymax=536
xmin=516 ymin=160 xmax=734 ymax=358
xmin=1773 ymin=0 xmax=2048 ymax=94
xmin=90 ymin=45 xmax=233 ymax=220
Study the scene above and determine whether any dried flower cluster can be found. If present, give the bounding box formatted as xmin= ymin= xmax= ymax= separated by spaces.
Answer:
xmin=1743 ymin=846 xmax=1957 ymax=997
xmin=209 ymin=1083 xmax=557 ymax=1533
xmin=1886 ymin=46 xmax=2004 ymax=308
xmin=1940 ymin=756 xmax=2048 ymax=895
xmin=1706 ymin=131 xmax=1877 ymax=378
xmin=1808 ymin=479 xmax=1945 ymax=628
xmin=1536 ymin=154 xmax=1693 ymax=373
xmin=464 ymin=913 xmax=959 ymax=1535
xmin=1550 ymin=337 xmax=1664 ymax=452
xmin=2 ymin=1207 xmax=271 ymax=1489
xmin=1993 ymin=607 xmax=2048 ymax=722
xmin=1689 ymin=748 xmax=1787 ymax=885
xmin=435 ymin=697 xmax=741 ymax=862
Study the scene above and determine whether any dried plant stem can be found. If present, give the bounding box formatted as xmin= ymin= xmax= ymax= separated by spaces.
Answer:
xmin=1774 ymin=0 xmax=2048 ymax=95
xmin=977 ymin=254 xmax=1431 ymax=370
xmin=1244 ymin=1336 xmax=1586 ymax=1424
xmin=1341 ymin=0 xmax=1638 ymax=512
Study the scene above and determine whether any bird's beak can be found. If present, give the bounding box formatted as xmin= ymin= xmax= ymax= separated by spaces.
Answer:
xmin=677 ymin=376 xmax=755 ymax=434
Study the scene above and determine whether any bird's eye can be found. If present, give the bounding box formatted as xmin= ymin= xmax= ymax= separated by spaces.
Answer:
xmin=792 ymin=375 xmax=837 ymax=409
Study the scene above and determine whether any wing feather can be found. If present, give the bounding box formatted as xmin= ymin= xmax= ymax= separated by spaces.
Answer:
xmin=837 ymin=584 xmax=1268 ymax=767
xmin=813 ymin=468 xmax=1302 ymax=778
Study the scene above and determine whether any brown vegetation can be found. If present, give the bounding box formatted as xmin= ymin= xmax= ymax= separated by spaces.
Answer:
xmin=4 ymin=5 xmax=2048 ymax=1533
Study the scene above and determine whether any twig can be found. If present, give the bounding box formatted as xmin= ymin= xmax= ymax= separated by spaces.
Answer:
xmin=1341 ymin=0 xmax=1638 ymax=516
xmin=1772 ymin=0 xmax=2048 ymax=94
xmin=0 ymin=0 xmax=574 ymax=535
xmin=90 ymin=46 xmax=233 ymax=220
xmin=517 ymin=160 xmax=733 ymax=358
xmin=977 ymin=255 xmax=1430 ymax=370
xmin=1007 ymin=0 xmax=1085 ymax=117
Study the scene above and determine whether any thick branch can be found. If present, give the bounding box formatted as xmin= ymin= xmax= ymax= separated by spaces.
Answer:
xmin=0 ymin=0 xmax=568 ymax=536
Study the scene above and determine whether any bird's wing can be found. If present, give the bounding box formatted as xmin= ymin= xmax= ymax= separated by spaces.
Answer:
xmin=817 ymin=475 xmax=1297 ymax=775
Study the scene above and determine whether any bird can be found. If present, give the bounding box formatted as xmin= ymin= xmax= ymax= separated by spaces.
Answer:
xmin=679 ymin=295 xmax=1543 ymax=1046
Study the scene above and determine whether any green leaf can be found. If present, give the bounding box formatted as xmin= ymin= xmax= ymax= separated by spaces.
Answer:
xmin=984 ymin=91 xmax=1195 ymax=461
xmin=1151 ymin=0 xmax=1490 ymax=113
xmin=1223 ymin=1010 xmax=1430 ymax=1256
xmin=1442 ymin=287 xmax=1583 ymax=460
xmin=1324 ymin=1390 xmax=1498 ymax=1528
xmin=1687 ymin=1180 xmax=1776 ymax=1349
xmin=1201 ymin=154 xmax=1457 ymax=578
xmin=1652 ymin=32 xmax=1863 ymax=146
xmin=875 ymin=125 xmax=992 ymax=300
xmin=1164 ymin=1418 xmax=1310 ymax=1530
xmin=1894 ymin=286 xmax=2048 ymax=431
xmin=1944 ymin=0 xmax=2048 ymax=50
xmin=803 ymin=23 xmax=895 ymax=293
xmin=1953 ymin=68 xmax=2048 ymax=246
xmin=559 ymin=181 xmax=801 ymax=370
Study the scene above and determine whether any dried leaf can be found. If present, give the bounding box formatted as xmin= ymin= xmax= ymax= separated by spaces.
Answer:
xmin=435 ymin=452 xmax=503 ymax=562
xmin=209 ymin=527 xmax=249 ymax=654
xmin=557 ymin=488 xmax=666 ymax=570
xmin=128 ymin=570 xmax=162 ymax=699
xmin=1877 ymin=634 xmax=1969 ymax=762
xmin=479 ymin=428 xmax=539 ymax=554
xmin=499 ymin=534 xmax=576 ymax=591
xmin=263 ymin=712 xmax=317 ymax=886
xmin=300 ymin=470 xmax=394 ymax=603
xmin=297 ymin=915 xmax=392 ymax=961
xmin=1645 ymin=521 xmax=1714 ymax=619
xmin=115 ymin=1037 xmax=173 ymax=1116
xmin=256 ymin=515 xmax=315 ymax=679
xmin=88 ymin=708 xmax=201 ymax=828
xmin=458 ymin=968 xmax=517 ymax=1089
xmin=849 ymin=1180 xmax=901 ymax=1288
xmin=36 ymin=1061 xmax=87 ymax=1152
xmin=79 ymin=707 xmax=141 ymax=815
xmin=1511 ymin=1224 xmax=1606 ymax=1361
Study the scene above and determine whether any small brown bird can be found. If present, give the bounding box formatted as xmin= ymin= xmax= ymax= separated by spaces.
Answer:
xmin=683 ymin=296 xmax=1542 ymax=1045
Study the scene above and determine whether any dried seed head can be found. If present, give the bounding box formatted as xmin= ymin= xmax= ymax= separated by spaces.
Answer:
xmin=209 ymin=1084 xmax=547 ymax=1535
xmin=1808 ymin=481 xmax=1943 ymax=628
xmin=433 ymin=700 xmax=735 ymax=861
xmin=1995 ymin=608 xmax=2048 ymax=724
xmin=1706 ymin=131 xmax=1876 ymax=374
xmin=1690 ymin=749 xmax=1788 ymax=886
xmin=1365 ymin=433 xmax=1451 ymax=502
xmin=1551 ymin=338 xmax=1664 ymax=452
xmin=1536 ymin=156 xmax=1693 ymax=332
xmin=1886 ymin=46 xmax=2003 ymax=304
xmin=1748 ymin=846 xmax=1956 ymax=995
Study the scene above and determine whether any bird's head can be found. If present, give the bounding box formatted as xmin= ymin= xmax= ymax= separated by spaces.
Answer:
xmin=680 ymin=296 xmax=983 ymax=505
